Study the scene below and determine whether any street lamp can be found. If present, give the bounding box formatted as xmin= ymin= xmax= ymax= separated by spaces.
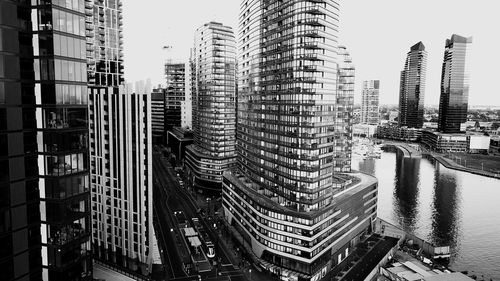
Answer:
xmin=249 ymin=268 xmax=252 ymax=281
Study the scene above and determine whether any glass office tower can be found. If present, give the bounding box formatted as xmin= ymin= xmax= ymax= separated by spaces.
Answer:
xmin=399 ymin=42 xmax=427 ymax=129
xmin=1 ymin=1 xmax=42 ymax=280
xmin=185 ymin=22 xmax=237 ymax=193
xmin=222 ymin=1 xmax=378 ymax=280
xmin=438 ymin=34 xmax=472 ymax=133
xmin=32 ymin=0 xmax=92 ymax=280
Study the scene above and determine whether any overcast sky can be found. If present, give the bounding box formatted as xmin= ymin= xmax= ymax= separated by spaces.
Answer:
xmin=123 ymin=1 xmax=500 ymax=106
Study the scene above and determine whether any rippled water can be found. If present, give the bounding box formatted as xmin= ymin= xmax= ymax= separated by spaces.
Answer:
xmin=353 ymin=149 xmax=500 ymax=280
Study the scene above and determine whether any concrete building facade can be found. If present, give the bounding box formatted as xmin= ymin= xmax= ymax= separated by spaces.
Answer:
xmin=361 ymin=80 xmax=380 ymax=125
xmin=89 ymin=82 xmax=153 ymax=276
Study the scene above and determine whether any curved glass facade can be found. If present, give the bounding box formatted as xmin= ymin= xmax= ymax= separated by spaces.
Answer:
xmin=334 ymin=46 xmax=354 ymax=172
xmin=238 ymin=0 xmax=342 ymax=214
xmin=438 ymin=34 xmax=472 ymax=133
xmin=399 ymin=42 xmax=427 ymax=129
xmin=223 ymin=1 xmax=378 ymax=280
xmin=185 ymin=22 xmax=237 ymax=192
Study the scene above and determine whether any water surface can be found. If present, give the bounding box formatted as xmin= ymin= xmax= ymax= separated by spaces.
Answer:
xmin=353 ymin=150 xmax=500 ymax=280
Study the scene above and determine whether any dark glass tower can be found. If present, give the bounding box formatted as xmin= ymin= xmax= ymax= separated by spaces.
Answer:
xmin=399 ymin=42 xmax=427 ymax=129
xmin=438 ymin=34 xmax=472 ymax=133
xmin=0 ymin=1 xmax=42 ymax=280
xmin=222 ymin=1 xmax=378 ymax=280
xmin=32 ymin=0 xmax=92 ymax=280
xmin=164 ymin=62 xmax=185 ymax=131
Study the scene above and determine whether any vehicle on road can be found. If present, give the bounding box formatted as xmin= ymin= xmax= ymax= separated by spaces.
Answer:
xmin=206 ymin=241 xmax=215 ymax=259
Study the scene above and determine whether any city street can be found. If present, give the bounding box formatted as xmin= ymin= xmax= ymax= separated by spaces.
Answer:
xmin=153 ymin=147 xmax=245 ymax=281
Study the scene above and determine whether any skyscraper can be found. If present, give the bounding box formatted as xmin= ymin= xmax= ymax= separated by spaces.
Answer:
xmin=2 ymin=0 xmax=129 ymax=279
xmin=438 ymin=34 xmax=472 ymax=133
xmin=151 ymin=88 xmax=166 ymax=143
xmin=182 ymin=55 xmax=193 ymax=129
xmin=33 ymin=1 xmax=92 ymax=280
xmin=185 ymin=22 xmax=236 ymax=193
xmin=222 ymin=1 xmax=378 ymax=280
xmin=1 ymin=1 xmax=42 ymax=280
xmin=89 ymin=81 xmax=154 ymax=276
xmin=361 ymin=80 xmax=380 ymax=125
xmin=399 ymin=42 xmax=427 ymax=129
xmin=86 ymin=0 xmax=124 ymax=87
xmin=335 ymin=46 xmax=355 ymax=172
xmin=164 ymin=62 xmax=186 ymax=131
xmin=86 ymin=0 xmax=154 ymax=276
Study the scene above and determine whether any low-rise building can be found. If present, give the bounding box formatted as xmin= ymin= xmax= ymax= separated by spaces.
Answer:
xmin=421 ymin=130 xmax=490 ymax=153
xmin=421 ymin=130 xmax=468 ymax=153
xmin=167 ymin=127 xmax=194 ymax=165
xmin=382 ymin=261 xmax=473 ymax=281
xmin=353 ymin=123 xmax=378 ymax=138
xmin=376 ymin=125 xmax=422 ymax=142
xmin=490 ymin=136 xmax=500 ymax=155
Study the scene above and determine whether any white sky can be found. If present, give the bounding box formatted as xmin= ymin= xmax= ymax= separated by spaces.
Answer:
xmin=123 ymin=0 xmax=500 ymax=106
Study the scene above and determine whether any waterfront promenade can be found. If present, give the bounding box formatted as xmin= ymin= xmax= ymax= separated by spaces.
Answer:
xmin=377 ymin=139 xmax=500 ymax=179
xmin=425 ymin=152 xmax=500 ymax=179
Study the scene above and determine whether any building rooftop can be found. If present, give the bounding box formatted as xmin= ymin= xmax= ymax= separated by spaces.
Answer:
xmin=410 ymin=41 xmax=425 ymax=51
xmin=225 ymin=170 xmax=377 ymax=219
xmin=423 ymin=272 xmax=474 ymax=281
xmin=169 ymin=127 xmax=193 ymax=139
xmin=382 ymin=250 xmax=474 ymax=281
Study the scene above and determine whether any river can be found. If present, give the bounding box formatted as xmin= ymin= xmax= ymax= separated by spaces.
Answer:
xmin=352 ymin=148 xmax=500 ymax=280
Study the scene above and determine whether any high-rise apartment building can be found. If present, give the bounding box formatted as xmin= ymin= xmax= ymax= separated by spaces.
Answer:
xmin=335 ymin=46 xmax=355 ymax=172
xmin=1 ymin=1 xmax=42 ymax=280
xmin=151 ymin=88 xmax=166 ymax=143
xmin=361 ymin=80 xmax=380 ymax=125
xmin=32 ymin=1 xmax=92 ymax=280
xmin=164 ymin=62 xmax=185 ymax=131
xmin=89 ymin=81 xmax=153 ymax=276
xmin=2 ymin=0 xmax=126 ymax=279
xmin=85 ymin=0 xmax=124 ymax=87
xmin=182 ymin=56 xmax=193 ymax=129
xmin=399 ymin=42 xmax=427 ymax=129
xmin=438 ymin=34 xmax=472 ymax=133
xmin=185 ymin=22 xmax=237 ymax=193
xmin=222 ymin=1 xmax=378 ymax=281
xmin=86 ymin=0 xmax=153 ymax=277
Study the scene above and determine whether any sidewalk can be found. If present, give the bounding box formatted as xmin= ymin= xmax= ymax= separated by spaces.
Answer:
xmin=426 ymin=152 xmax=500 ymax=179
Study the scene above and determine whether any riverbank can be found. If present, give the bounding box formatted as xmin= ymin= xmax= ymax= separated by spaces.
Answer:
xmin=423 ymin=152 xmax=500 ymax=179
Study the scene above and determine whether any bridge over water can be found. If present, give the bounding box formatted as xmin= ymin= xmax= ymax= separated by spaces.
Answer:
xmin=380 ymin=141 xmax=422 ymax=158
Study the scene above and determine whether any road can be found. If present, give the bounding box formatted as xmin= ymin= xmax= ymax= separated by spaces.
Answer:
xmin=153 ymin=147 xmax=245 ymax=281
xmin=153 ymin=150 xmax=189 ymax=280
